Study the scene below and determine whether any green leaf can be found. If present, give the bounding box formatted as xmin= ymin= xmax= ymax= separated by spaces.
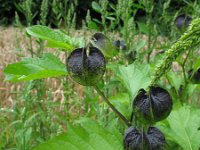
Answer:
xmin=137 ymin=22 xmax=149 ymax=35
xmin=193 ymin=57 xmax=200 ymax=72
xmin=92 ymin=1 xmax=101 ymax=13
xmin=87 ymin=20 xmax=99 ymax=30
xmin=158 ymin=105 xmax=200 ymax=150
xmin=109 ymin=93 xmax=131 ymax=118
xmin=183 ymin=84 xmax=199 ymax=98
xmin=115 ymin=63 xmax=151 ymax=99
xmin=91 ymin=33 xmax=118 ymax=58
xmin=33 ymin=119 xmax=123 ymax=150
xmin=3 ymin=53 xmax=67 ymax=82
xmin=166 ymin=71 xmax=182 ymax=92
xmin=133 ymin=39 xmax=146 ymax=52
xmin=26 ymin=25 xmax=75 ymax=50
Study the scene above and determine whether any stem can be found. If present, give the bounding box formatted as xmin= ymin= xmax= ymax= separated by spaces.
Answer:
xmin=105 ymin=69 xmax=110 ymax=125
xmin=147 ymin=12 xmax=152 ymax=63
xmin=29 ymin=36 xmax=33 ymax=58
xmin=180 ymin=48 xmax=192 ymax=102
xmin=94 ymin=85 xmax=131 ymax=127
xmin=182 ymin=48 xmax=192 ymax=85
xmin=150 ymin=18 xmax=200 ymax=85
xmin=64 ymin=52 xmax=70 ymax=119
xmin=182 ymin=64 xmax=187 ymax=85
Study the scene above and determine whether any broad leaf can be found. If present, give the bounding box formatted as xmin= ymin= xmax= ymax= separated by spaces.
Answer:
xmin=193 ymin=57 xmax=200 ymax=72
xmin=92 ymin=1 xmax=101 ymax=13
xmin=133 ymin=39 xmax=146 ymax=52
xmin=137 ymin=22 xmax=150 ymax=35
xmin=109 ymin=92 xmax=131 ymax=118
xmin=87 ymin=20 xmax=99 ymax=30
xmin=166 ymin=71 xmax=182 ymax=93
xmin=33 ymin=119 xmax=123 ymax=150
xmin=4 ymin=53 xmax=67 ymax=82
xmin=27 ymin=25 xmax=84 ymax=50
xmin=114 ymin=63 xmax=151 ymax=99
xmin=91 ymin=33 xmax=118 ymax=57
xmin=158 ymin=105 xmax=200 ymax=150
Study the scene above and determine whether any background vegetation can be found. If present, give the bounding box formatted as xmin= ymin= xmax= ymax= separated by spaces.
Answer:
xmin=1 ymin=0 xmax=200 ymax=150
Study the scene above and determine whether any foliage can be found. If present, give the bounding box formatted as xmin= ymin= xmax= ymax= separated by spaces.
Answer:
xmin=114 ymin=62 xmax=151 ymax=99
xmin=151 ymin=18 xmax=200 ymax=85
xmin=26 ymin=25 xmax=85 ymax=50
xmin=158 ymin=105 xmax=200 ymax=150
xmin=3 ymin=53 xmax=67 ymax=82
xmin=33 ymin=118 xmax=123 ymax=150
xmin=109 ymin=92 xmax=130 ymax=118
xmin=1 ymin=0 xmax=200 ymax=150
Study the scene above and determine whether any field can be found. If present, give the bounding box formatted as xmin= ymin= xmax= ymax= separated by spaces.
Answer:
xmin=1 ymin=0 xmax=200 ymax=150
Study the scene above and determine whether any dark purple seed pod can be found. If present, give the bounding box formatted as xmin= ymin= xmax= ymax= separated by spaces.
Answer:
xmin=149 ymin=86 xmax=173 ymax=122
xmin=133 ymin=89 xmax=152 ymax=122
xmin=123 ymin=126 xmax=166 ymax=150
xmin=146 ymin=127 xmax=166 ymax=150
xmin=174 ymin=14 xmax=192 ymax=29
xmin=133 ymin=87 xmax=173 ymax=123
xmin=67 ymin=47 xmax=106 ymax=86
xmin=123 ymin=127 xmax=145 ymax=150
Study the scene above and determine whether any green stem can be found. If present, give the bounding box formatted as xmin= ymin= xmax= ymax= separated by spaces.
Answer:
xmin=94 ymin=85 xmax=131 ymax=127
xmin=64 ymin=52 xmax=70 ymax=120
xmin=29 ymin=36 xmax=34 ymax=58
xmin=147 ymin=12 xmax=152 ymax=63
xmin=105 ymin=69 xmax=110 ymax=125
xmin=182 ymin=48 xmax=192 ymax=85
xmin=150 ymin=18 xmax=200 ymax=85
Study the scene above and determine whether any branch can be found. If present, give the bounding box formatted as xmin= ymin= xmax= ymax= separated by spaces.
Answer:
xmin=150 ymin=18 xmax=200 ymax=85
xmin=94 ymin=85 xmax=131 ymax=127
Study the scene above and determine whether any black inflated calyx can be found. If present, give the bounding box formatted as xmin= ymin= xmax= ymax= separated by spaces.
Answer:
xmin=133 ymin=89 xmax=152 ymax=122
xmin=133 ymin=87 xmax=172 ymax=123
xmin=123 ymin=126 xmax=166 ymax=150
xmin=67 ymin=47 xmax=106 ymax=86
xmin=149 ymin=86 xmax=172 ymax=121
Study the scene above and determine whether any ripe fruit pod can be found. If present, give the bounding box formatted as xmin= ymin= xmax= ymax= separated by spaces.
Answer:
xmin=123 ymin=127 xmax=144 ymax=150
xmin=146 ymin=127 xmax=166 ymax=150
xmin=133 ymin=87 xmax=172 ymax=123
xmin=67 ymin=47 xmax=106 ymax=86
xmin=123 ymin=126 xmax=166 ymax=150
xmin=174 ymin=14 xmax=192 ymax=29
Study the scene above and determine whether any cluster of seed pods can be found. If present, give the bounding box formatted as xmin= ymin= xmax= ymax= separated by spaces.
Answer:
xmin=66 ymin=33 xmax=174 ymax=150
xmin=124 ymin=86 xmax=172 ymax=150
xmin=123 ymin=14 xmax=194 ymax=150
